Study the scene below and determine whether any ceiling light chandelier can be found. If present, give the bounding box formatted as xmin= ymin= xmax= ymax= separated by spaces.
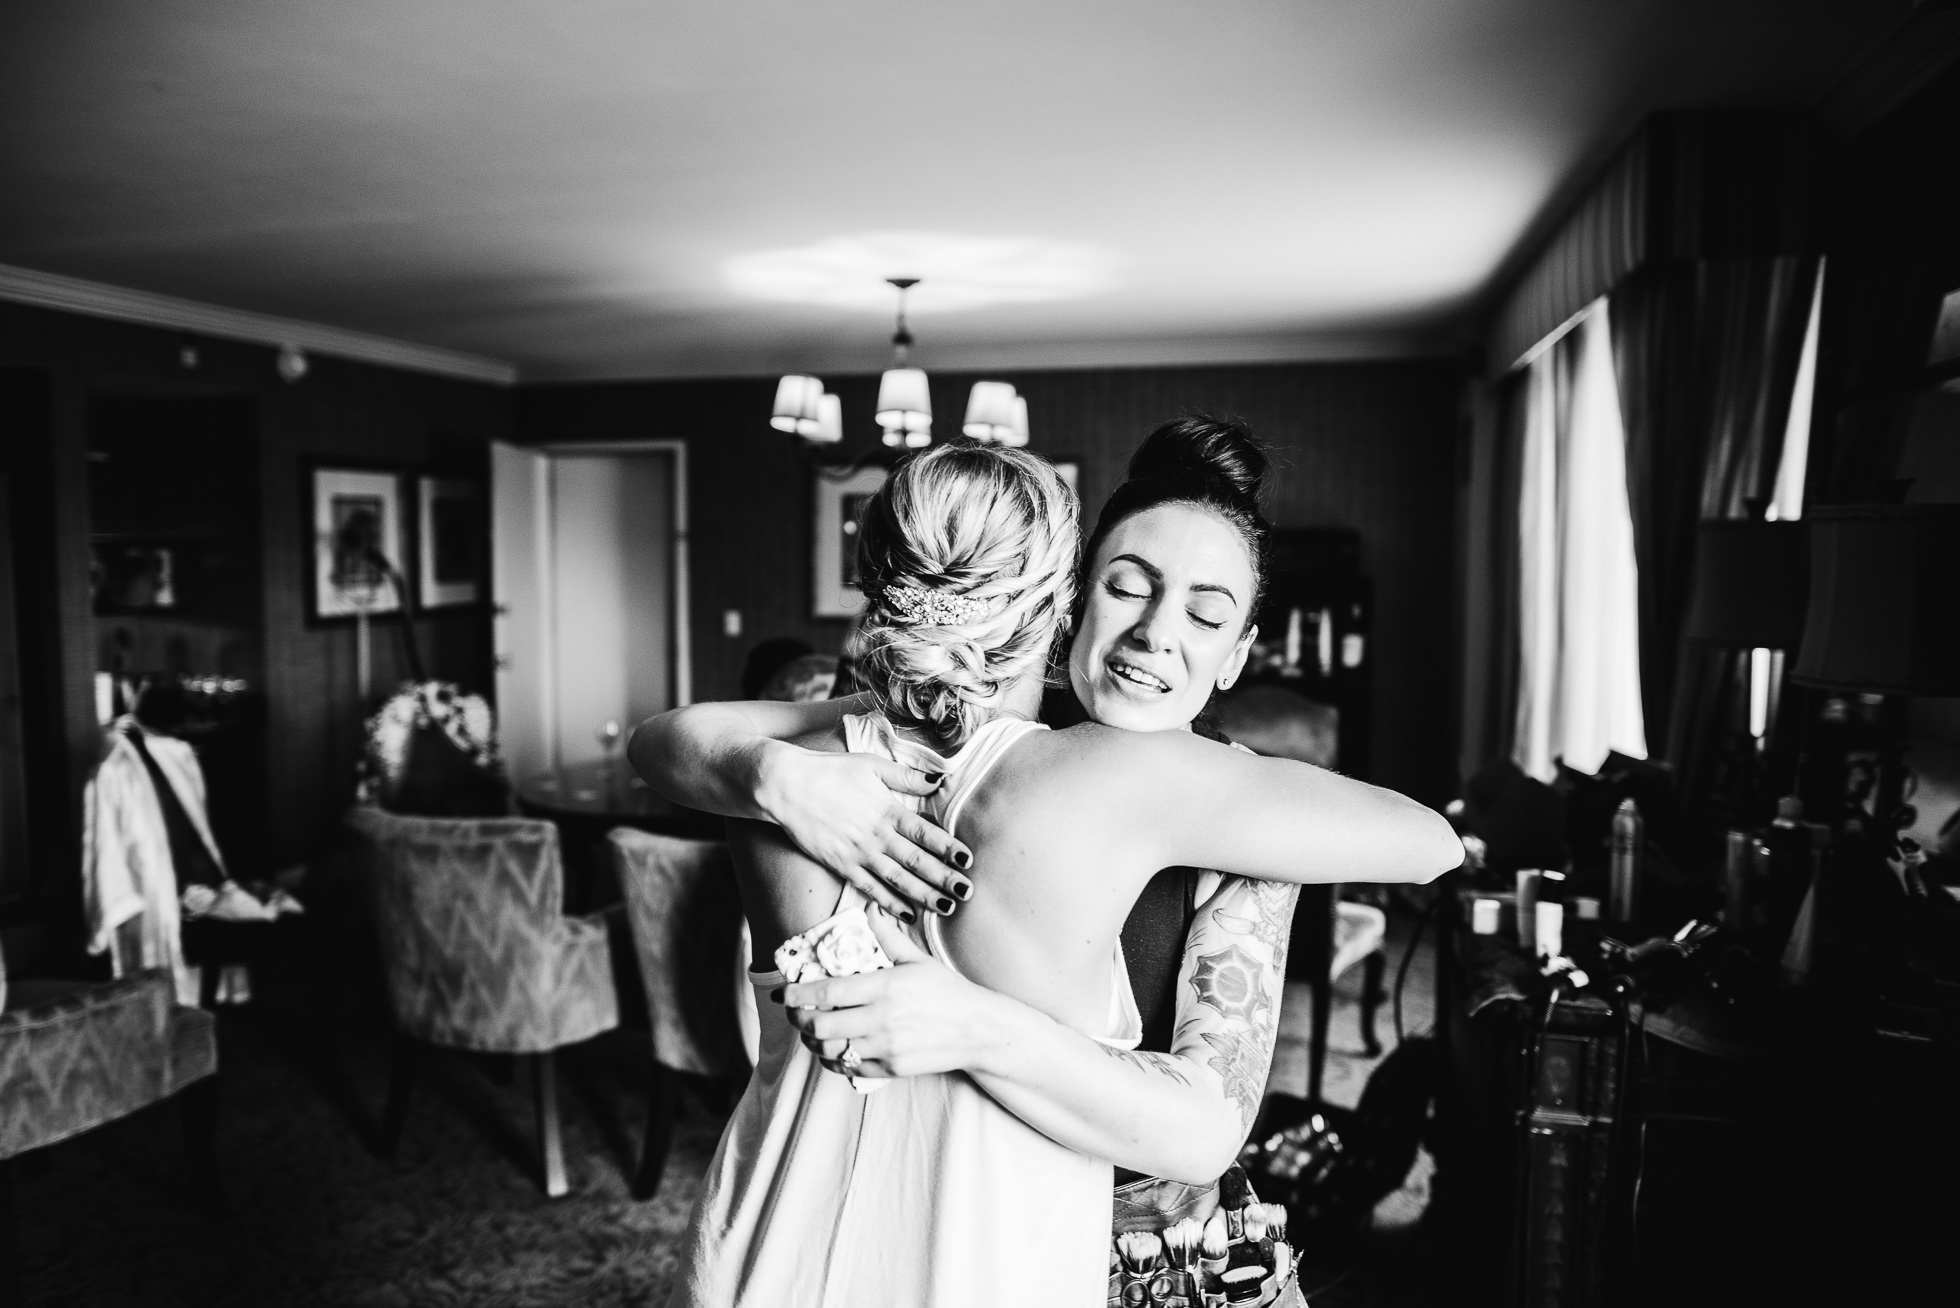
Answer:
xmin=771 ymin=276 xmax=1030 ymax=452
xmin=875 ymin=278 xmax=931 ymax=448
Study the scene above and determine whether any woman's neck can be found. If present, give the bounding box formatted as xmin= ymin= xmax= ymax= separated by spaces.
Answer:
xmin=887 ymin=672 xmax=1047 ymax=754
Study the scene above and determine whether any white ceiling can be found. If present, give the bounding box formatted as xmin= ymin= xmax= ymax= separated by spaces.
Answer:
xmin=0 ymin=1 xmax=1912 ymax=381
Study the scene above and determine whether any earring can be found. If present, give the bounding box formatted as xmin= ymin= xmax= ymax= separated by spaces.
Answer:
xmin=1217 ymin=676 xmax=1235 ymax=691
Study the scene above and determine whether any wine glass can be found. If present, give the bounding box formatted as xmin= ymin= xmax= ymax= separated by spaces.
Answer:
xmin=595 ymin=719 xmax=623 ymax=776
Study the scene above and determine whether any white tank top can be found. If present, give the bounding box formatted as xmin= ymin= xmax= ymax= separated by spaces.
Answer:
xmin=671 ymin=713 xmax=1141 ymax=1308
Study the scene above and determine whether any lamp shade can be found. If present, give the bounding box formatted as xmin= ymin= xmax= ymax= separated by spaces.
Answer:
xmin=771 ymin=374 xmax=822 ymax=433
xmin=876 ymin=367 xmax=932 ymax=433
xmin=1790 ymin=504 xmax=1960 ymax=695
xmin=798 ymin=391 xmax=842 ymax=444
xmin=1682 ymin=520 xmax=1808 ymax=648
xmin=1003 ymin=395 xmax=1030 ymax=448
xmin=963 ymin=380 xmax=1018 ymax=440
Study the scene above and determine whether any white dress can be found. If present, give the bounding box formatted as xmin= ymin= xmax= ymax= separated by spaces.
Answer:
xmin=671 ymin=714 xmax=1142 ymax=1308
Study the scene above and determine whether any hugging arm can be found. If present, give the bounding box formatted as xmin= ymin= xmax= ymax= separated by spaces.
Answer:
xmin=629 ymin=698 xmax=971 ymax=917
xmin=1081 ymin=728 xmax=1467 ymax=889
xmin=784 ymin=898 xmax=1269 ymax=1185
xmin=969 ymin=873 xmax=1297 ymax=1179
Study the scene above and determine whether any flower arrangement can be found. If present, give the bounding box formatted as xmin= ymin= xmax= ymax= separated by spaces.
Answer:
xmin=358 ymin=681 xmax=503 ymax=810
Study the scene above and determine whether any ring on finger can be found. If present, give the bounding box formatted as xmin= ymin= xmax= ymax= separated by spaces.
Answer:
xmin=838 ymin=1039 xmax=863 ymax=1074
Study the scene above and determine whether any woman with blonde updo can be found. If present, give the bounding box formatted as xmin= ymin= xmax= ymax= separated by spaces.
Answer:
xmin=648 ymin=439 xmax=1458 ymax=1308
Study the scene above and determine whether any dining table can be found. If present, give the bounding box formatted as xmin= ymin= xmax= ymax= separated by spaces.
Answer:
xmin=515 ymin=758 xmax=723 ymax=915
xmin=515 ymin=757 xmax=723 ymax=838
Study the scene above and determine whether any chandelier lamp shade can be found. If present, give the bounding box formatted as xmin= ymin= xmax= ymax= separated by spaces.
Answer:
xmin=963 ymin=380 xmax=1029 ymax=446
xmin=806 ymin=390 xmax=842 ymax=444
xmin=875 ymin=367 xmax=932 ymax=433
xmin=772 ymin=373 xmax=841 ymax=443
xmin=771 ymin=275 xmax=1031 ymax=451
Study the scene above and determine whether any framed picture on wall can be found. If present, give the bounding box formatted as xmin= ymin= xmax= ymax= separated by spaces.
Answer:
xmin=308 ymin=465 xmax=405 ymax=622
xmin=812 ymin=466 xmax=888 ymax=618
xmin=416 ymin=475 xmax=483 ymax=609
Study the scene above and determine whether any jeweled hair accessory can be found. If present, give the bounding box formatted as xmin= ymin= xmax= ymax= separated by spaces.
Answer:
xmin=881 ymin=583 xmax=990 ymax=626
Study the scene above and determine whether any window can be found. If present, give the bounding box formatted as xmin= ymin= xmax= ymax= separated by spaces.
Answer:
xmin=1514 ymin=300 xmax=1647 ymax=780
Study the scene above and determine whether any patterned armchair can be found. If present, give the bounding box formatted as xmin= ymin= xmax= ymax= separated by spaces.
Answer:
xmin=1 ymin=950 xmax=220 ymax=1301
xmin=606 ymin=829 xmax=751 ymax=1200
xmin=344 ymin=808 xmax=618 ymax=1197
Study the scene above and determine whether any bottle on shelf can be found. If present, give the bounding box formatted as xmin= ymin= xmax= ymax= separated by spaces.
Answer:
xmin=1762 ymin=796 xmax=1811 ymax=948
xmin=1609 ymin=798 xmax=1643 ymax=922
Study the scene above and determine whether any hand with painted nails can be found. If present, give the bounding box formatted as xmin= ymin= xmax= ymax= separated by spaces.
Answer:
xmin=756 ymin=743 xmax=975 ymax=921
xmin=780 ymin=908 xmax=998 ymax=1082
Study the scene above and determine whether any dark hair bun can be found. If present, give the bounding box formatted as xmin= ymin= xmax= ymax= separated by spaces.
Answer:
xmin=1127 ymin=415 xmax=1267 ymax=512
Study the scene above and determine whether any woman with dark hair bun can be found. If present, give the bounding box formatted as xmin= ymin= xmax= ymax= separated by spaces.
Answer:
xmin=635 ymin=424 xmax=1455 ymax=1305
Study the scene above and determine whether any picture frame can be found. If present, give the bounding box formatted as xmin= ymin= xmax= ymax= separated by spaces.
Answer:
xmin=812 ymin=466 xmax=888 ymax=618
xmin=91 ymin=541 xmax=178 ymax=614
xmin=307 ymin=465 xmax=405 ymax=623
xmin=416 ymin=475 xmax=484 ymax=609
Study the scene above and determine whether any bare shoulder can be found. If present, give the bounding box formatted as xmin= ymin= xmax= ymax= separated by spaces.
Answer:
xmin=978 ymin=722 xmax=1231 ymax=823
xmin=1033 ymin=722 xmax=1243 ymax=781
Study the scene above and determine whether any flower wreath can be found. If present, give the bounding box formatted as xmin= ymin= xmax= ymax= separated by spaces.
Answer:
xmin=357 ymin=681 xmax=502 ymax=805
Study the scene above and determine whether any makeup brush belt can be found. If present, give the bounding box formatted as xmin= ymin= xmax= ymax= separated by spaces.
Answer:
xmin=1107 ymin=1166 xmax=1303 ymax=1307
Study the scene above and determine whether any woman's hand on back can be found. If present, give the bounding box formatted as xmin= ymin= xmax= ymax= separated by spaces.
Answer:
xmin=756 ymin=744 xmax=974 ymax=921
xmin=778 ymin=908 xmax=996 ymax=1078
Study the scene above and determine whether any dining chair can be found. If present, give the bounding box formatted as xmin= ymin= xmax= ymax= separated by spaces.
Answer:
xmin=606 ymin=828 xmax=752 ymax=1201
xmin=344 ymin=808 xmax=618 ymax=1198
xmin=0 ymin=940 xmax=220 ymax=1308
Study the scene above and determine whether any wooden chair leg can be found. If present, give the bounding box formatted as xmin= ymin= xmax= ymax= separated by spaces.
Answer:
xmin=0 ymin=1156 xmax=20 ymax=1308
xmin=181 ymin=1076 xmax=227 ymax=1216
xmin=1305 ymin=886 xmax=1335 ymax=1103
xmin=380 ymin=1035 xmax=420 ymax=1159
xmin=1359 ymin=950 xmax=1387 ymax=1058
xmin=633 ymin=1064 xmax=679 ymax=1201
xmin=534 ymin=1051 xmax=567 ymax=1198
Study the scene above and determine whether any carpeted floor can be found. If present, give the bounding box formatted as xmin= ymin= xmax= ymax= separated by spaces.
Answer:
xmin=14 ymin=989 xmax=723 ymax=1307
xmin=12 ymin=901 xmax=1443 ymax=1307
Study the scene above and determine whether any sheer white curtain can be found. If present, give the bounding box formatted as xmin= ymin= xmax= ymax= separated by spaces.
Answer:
xmin=1513 ymin=300 xmax=1648 ymax=781
xmin=1749 ymin=258 xmax=1825 ymax=736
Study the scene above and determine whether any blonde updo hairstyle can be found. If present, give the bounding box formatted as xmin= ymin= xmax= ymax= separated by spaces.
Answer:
xmin=853 ymin=440 xmax=1079 ymax=749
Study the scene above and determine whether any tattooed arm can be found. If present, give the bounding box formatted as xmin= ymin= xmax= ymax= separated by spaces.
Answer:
xmin=1169 ymin=874 xmax=1298 ymax=1137
xmin=782 ymin=904 xmax=1253 ymax=1184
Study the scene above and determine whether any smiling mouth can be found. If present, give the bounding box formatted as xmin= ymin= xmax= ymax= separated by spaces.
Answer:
xmin=1108 ymin=660 xmax=1171 ymax=693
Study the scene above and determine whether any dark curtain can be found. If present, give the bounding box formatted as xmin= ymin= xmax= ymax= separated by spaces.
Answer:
xmin=1609 ymin=256 xmax=1820 ymax=795
xmin=1466 ymin=371 xmax=1528 ymax=770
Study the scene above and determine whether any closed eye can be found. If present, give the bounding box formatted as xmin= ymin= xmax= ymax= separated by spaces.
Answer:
xmin=1104 ymin=580 xmax=1147 ymax=601
xmin=1188 ymin=612 xmax=1225 ymax=631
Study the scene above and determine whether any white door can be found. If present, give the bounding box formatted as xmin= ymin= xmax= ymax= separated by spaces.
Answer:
xmin=490 ymin=441 xmax=553 ymax=784
xmin=491 ymin=442 xmax=688 ymax=787
xmin=548 ymin=451 xmax=675 ymax=766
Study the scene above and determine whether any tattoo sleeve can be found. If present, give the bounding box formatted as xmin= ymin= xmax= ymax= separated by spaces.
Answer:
xmin=1099 ymin=1043 xmax=1194 ymax=1086
xmin=1175 ymin=876 xmax=1300 ymax=1132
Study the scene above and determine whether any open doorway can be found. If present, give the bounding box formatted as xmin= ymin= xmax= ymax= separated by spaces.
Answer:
xmin=490 ymin=440 xmax=690 ymax=787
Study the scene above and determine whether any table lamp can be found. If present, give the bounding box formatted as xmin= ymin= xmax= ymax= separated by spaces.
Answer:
xmin=1783 ymin=503 xmax=1960 ymax=986
xmin=1790 ymin=504 xmax=1960 ymax=698
xmin=1680 ymin=517 xmax=1809 ymax=823
xmin=1681 ymin=519 xmax=1809 ymax=651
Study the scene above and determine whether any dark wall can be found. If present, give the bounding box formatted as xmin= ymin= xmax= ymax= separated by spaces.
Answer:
xmin=1810 ymin=57 xmax=1960 ymax=506
xmin=0 ymin=300 xmax=510 ymax=914
xmin=518 ymin=358 xmax=1467 ymax=805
